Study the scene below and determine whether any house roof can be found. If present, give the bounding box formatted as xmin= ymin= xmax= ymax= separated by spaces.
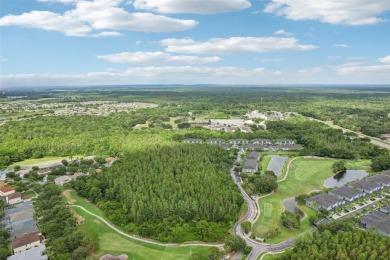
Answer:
xmin=7 ymin=192 xmax=21 ymax=200
xmin=184 ymin=138 xmax=203 ymax=142
xmin=349 ymin=180 xmax=380 ymax=191
xmin=382 ymin=170 xmax=390 ymax=176
xmin=247 ymin=152 xmax=260 ymax=159
xmin=308 ymin=193 xmax=342 ymax=208
xmin=0 ymin=186 xmax=14 ymax=193
xmin=206 ymin=139 xmax=226 ymax=143
xmin=328 ymin=186 xmax=361 ymax=199
xmin=275 ymin=139 xmax=294 ymax=142
xmin=72 ymin=172 xmax=85 ymax=179
xmin=10 ymin=218 xmax=39 ymax=238
xmin=280 ymin=144 xmax=304 ymax=150
xmin=243 ymin=159 xmax=258 ymax=170
xmin=229 ymin=139 xmax=248 ymax=142
xmin=12 ymin=231 xmax=41 ymax=249
xmin=380 ymin=205 xmax=390 ymax=212
xmin=55 ymin=175 xmax=72 ymax=183
xmin=365 ymin=174 xmax=390 ymax=185
xmin=8 ymin=245 xmax=47 ymax=260
xmin=38 ymin=168 xmax=50 ymax=175
xmin=252 ymin=139 xmax=271 ymax=142
xmin=360 ymin=210 xmax=390 ymax=234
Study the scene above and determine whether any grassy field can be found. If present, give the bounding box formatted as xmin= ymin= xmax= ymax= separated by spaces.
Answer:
xmin=63 ymin=190 xmax=213 ymax=260
xmin=259 ymin=155 xmax=271 ymax=174
xmin=252 ymin=158 xmax=370 ymax=244
xmin=10 ymin=156 xmax=83 ymax=169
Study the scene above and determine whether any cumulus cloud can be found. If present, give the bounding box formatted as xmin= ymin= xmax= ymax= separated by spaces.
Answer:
xmin=0 ymin=0 xmax=197 ymax=36
xmin=337 ymin=63 xmax=390 ymax=75
xmin=264 ymin=0 xmax=390 ymax=25
xmin=133 ymin=0 xmax=251 ymax=14
xmin=160 ymin=37 xmax=317 ymax=54
xmin=274 ymin=29 xmax=293 ymax=36
xmin=378 ymin=55 xmax=390 ymax=64
xmin=97 ymin=51 xmax=221 ymax=64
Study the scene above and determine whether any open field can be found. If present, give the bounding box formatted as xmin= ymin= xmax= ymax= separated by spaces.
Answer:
xmin=253 ymin=158 xmax=370 ymax=243
xmin=63 ymin=190 xmax=212 ymax=260
xmin=259 ymin=155 xmax=271 ymax=174
xmin=10 ymin=156 xmax=83 ymax=169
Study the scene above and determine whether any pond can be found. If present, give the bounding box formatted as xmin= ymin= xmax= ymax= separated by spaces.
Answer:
xmin=267 ymin=155 xmax=288 ymax=176
xmin=282 ymin=197 xmax=304 ymax=217
xmin=323 ymin=170 xmax=368 ymax=188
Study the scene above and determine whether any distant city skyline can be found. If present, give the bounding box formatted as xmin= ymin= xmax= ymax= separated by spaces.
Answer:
xmin=1 ymin=0 xmax=390 ymax=87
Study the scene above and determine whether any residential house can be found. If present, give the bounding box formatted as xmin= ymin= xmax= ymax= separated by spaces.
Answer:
xmin=206 ymin=139 xmax=226 ymax=145
xmin=6 ymin=192 xmax=22 ymax=205
xmin=183 ymin=138 xmax=203 ymax=144
xmin=245 ymin=144 xmax=267 ymax=150
xmin=242 ymin=159 xmax=258 ymax=174
xmin=239 ymin=126 xmax=252 ymax=133
xmin=188 ymin=120 xmax=209 ymax=127
xmin=306 ymin=193 xmax=344 ymax=211
xmin=7 ymin=245 xmax=47 ymax=260
xmin=54 ymin=176 xmax=72 ymax=186
xmin=348 ymin=180 xmax=381 ymax=194
xmin=365 ymin=174 xmax=390 ymax=189
xmin=0 ymin=186 xmax=15 ymax=196
xmin=12 ymin=231 xmax=43 ymax=254
xmin=247 ymin=152 xmax=260 ymax=161
xmin=37 ymin=168 xmax=50 ymax=175
xmin=328 ymin=186 xmax=363 ymax=202
xmin=360 ymin=210 xmax=390 ymax=236
xmin=229 ymin=139 xmax=249 ymax=145
xmin=280 ymin=144 xmax=304 ymax=151
xmin=252 ymin=139 xmax=272 ymax=145
xmin=71 ymin=172 xmax=85 ymax=180
xmin=275 ymin=139 xmax=295 ymax=145
xmin=224 ymin=127 xmax=236 ymax=133
xmin=208 ymin=125 xmax=225 ymax=131
xmin=245 ymin=110 xmax=267 ymax=120
xmin=380 ymin=205 xmax=390 ymax=214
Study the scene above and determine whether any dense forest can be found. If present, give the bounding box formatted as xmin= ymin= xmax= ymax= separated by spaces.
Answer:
xmin=278 ymin=219 xmax=390 ymax=259
xmin=72 ymin=144 xmax=243 ymax=242
xmin=34 ymin=184 xmax=97 ymax=259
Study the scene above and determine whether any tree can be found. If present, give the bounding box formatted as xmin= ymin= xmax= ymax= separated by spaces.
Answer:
xmin=62 ymin=159 xmax=69 ymax=166
xmin=332 ymin=160 xmax=346 ymax=174
xmin=281 ymin=211 xmax=300 ymax=229
xmin=253 ymin=174 xmax=277 ymax=194
xmin=14 ymin=165 xmax=21 ymax=171
xmin=241 ymin=221 xmax=252 ymax=234
xmin=224 ymin=234 xmax=246 ymax=253
xmin=206 ymin=247 xmax=223 ymax=260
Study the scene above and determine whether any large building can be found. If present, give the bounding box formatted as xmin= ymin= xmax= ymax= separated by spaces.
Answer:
xmin=360 ymin=210 xmax=390 ymax=237
xmin=306 ymin=193 xmax=344 ymax=211
xmin=328 ymin=186 xmax=363 ymax=202
xmin=242 ymin=159 xmax=259 ymax=174
xmin=12 ymin=231 xmax=43 ymax=254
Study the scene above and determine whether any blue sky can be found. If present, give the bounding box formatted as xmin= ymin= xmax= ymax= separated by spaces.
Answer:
xmin=0 ymin=0 xmax=389 ymax=87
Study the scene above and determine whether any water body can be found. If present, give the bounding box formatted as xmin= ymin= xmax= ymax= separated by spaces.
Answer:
xmin=267 ymin=155 xmax=288 ymax=176
xmin=282 ymin=198 xmax=304 ymax=217
xmin=323 ymin=170 xmax=368 ymax=188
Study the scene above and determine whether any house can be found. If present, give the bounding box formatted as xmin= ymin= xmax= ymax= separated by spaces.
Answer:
xmin=242 ymin=159 xmax=258 ymax=174
xmin=12 ymin=231 xmax=43 ymax=254
xmin=245 ymin=144 xmax=263 ymax=150
xmin=3 ymin=201 xmax=39 ymax=237
xmin=7 ymin=245 xmax=47 ymax=260
xmin=188 ymin=120 xmax=209 ymax=127
xmin=328 ymin=186 xmax=363 ymax=202
xmin=71 ymin=172 xmax=85 ymax=180
xmin=0 ymin=186 xmax=15 ymax=196
xmin=183 ymin=138 xmax=203 ymax=144
xmin=348 ymin=180 xmax=381 ymax=194
xmin=275 ymin=139 xmax=295 ymax=145
xmin=15 ymin=170 xmax=30 ymax=177
xmin=206 ymin=139 xmax=226 ymax=145
xmin=245 ymin=110 xmax=267 ymax=120
xmin=280 ymin=144 xmax=304 ymax=151
xmin=252 ymin=139 xmax=272 ymax=145
xmin=54 ymin=175 xmax=72 ymax=186
xmin=208 ymin=125 xmax=225 ymax=131
xmin=229 ymin=139 xmax=249 ymax=145
xmin=380 ymin=133 xmax=390 ymax=142
xmin=365 ymin=174 xmax=390 ymax=188
xmin=360 ymin=210 xmax=390 ymax=236
xmin=247 ymin=152 xmax=260 ymax=161
xmin=239 ymin=126 xmax=252 ymax=133
xmin=37 ymin=168 xmax=50 ymax=175
xmin=380 ymin=205 xmax=390 ymax=214
xmin=6 ymin=192 xmax=22 ymax=205
xmin=306 ymin=193 xmax=344 ymax=211
xmin=224 ymin=127 xmax=236 ymax=133
xmin=382 ymin=170 xmax=390 ymax=177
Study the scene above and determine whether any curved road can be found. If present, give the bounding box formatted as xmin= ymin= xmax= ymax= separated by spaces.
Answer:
xmin=68 ymin=205 xmax=223 ymax=248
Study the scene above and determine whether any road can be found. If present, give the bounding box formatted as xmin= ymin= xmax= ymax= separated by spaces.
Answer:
xmin=304 ymin=115 xmax=390 ymax=150
xmin=68 ymin=205 xmax=224 ymax=248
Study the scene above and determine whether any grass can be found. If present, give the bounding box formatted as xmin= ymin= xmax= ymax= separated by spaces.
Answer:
xmin=204 ymin=112 xmax=230 ymax=119
xmin=252 ymin=158 xmax=370 ymax=244
xmin=63 ymin=190 xmax=213 ymax=260
xmin=10 ymin=156 xmax=83 ymax=169
xmin=260 ymin=155 xmax=271 ymax=174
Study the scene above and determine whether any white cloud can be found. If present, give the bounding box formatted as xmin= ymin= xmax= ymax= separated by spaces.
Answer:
xmin=334 ymin=44 xmax=348 ymax=48
xmin=97 ymin=51 xmax=221 ymax=64
xmin=255 ymin=58 xmax=284 ymax=62
xmin=133 ymin=0 xmax=251 ymax=14
xmin=274 ymin=29 xmax=293 ymax=36
xmin=264 ymin=0 xmax=390 ymax=25
xmin=161 ymin=37 xmax=317 ymax=54
xmin=0 ymin=0 xmax=197 ymax=36
xmin=378 ymin=55 xmax=390 ymax=64
xmin=92 ymin=31 xmax=122 ymax=37
xmin=337 ymin=63 xmax=390 ymax=75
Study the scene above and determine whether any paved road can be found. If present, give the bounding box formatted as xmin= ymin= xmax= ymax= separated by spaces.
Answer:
xmin=304 ymin=116 xmax=390 ymax=150
xmin=68 ymin=205 xmax=224 ymax=248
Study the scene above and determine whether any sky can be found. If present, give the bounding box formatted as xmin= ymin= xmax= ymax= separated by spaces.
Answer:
xmin=0 ymin=0 xmax=390 ymax=87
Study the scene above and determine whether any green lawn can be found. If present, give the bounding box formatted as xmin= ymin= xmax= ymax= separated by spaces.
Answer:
xmin=253 ymin=158 xmax=370 ymax=244
xmin=260 ymin=155 xmax=271 ymax=174
xmin=10 ymin=156 xmax=83 ymax=169
xmin=64 ymin=190 xmax=213 ymax=260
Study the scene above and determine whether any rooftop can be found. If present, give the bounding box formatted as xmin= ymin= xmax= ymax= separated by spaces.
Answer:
xmin=243 ymin=159 xmax=258 ymax=170
xmin=247 ymin=152 xmax=260 ymax=160
xmin=0 ymin=186 xmax=14 ymax=193
xmin=365 ymin=174 xmax=390 ymax=185
xmin=10 ymin=218 xmax=39 ymax=238
xmin=361 ymin=210 xmax=390 ymax=234
xmin=7 ymin=192 xmax=21 ymax=200
xmin=8 ymin=245 xmax=47 ymax=260
xmin=12 ymin=231 xmax=41 ymax=249
xmin=329 ymin=186 xmax=361 ymax=199
xmin=308 ymin=193 xmax=342 ymax=208
xmin=349 ymin=180 xmax=380 ymax=191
